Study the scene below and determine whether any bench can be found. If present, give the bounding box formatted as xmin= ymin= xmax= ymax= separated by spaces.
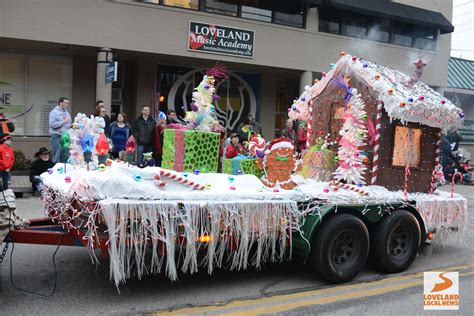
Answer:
xmin=10 ymin=175 xmax=34 ymax=197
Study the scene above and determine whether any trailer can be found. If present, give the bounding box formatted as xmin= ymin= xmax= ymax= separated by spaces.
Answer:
xmin=3 ymin=171 xmax=467 ymax=287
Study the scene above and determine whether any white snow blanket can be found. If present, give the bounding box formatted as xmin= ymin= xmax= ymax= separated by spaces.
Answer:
xmin=41 ymin=163 xmax=468 ymax=286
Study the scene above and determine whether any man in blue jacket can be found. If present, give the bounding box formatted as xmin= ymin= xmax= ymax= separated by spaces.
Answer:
xmin=49 ymin=97 xmax=72 ymax=163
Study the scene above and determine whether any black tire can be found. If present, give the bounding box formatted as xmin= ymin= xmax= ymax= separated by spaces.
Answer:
xmin=309 ymin=214 xmax=369 ymax=284
xmin=371 ymin=210 xmax=421 ymax=273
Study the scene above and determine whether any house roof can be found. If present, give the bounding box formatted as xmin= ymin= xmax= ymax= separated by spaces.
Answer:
xmin=447 ymin=57 xmax=474 ymax=90
xmin=290 ymin=54 xmax=464 ymax=131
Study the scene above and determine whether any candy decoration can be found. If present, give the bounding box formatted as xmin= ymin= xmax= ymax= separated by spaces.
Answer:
xmin=306 ymin=99 xmax=314 ymax=148
xmin=248 ymin=136 xmax=266 ymax=156
xmin=370 ymin=100 xmax=383 ymax=185
xmin=57 ymin=167 xmax=64 ymax=174
xmin=429 ymin=132 xmax=443 ymax=195
xmin=404 ymin=165 xmax=410 ymax=200
xmin=228 ymin=176 xmax=235 ymax=183
xmin=273 ymin=188 xmax=280 ymax=193
xmin=230 ymin=186 xmax=236 ymax=190
xmin=329 ymin=180 xmax=369 ymax=196
xmin=159 ymin=169 xmax=205 ymax=190
xmin=65 ymin=176 xmax=71 ymax=183
xmin=98 ymin=164 xmax=106 ymax=171
xmin=47 ymin=168 xmax=53 ymax=174
xmin=153 ymin=174 xmax=167 ymax=188
xmin=133 ymin=174 xmax=142 ymax=182
xmin=452 ymin=170 xmax=463 ymax=198
xmin=194 ymin=169 xmax=200 ymax=175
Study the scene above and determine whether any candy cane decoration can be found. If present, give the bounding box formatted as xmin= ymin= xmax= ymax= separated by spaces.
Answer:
xmin=370 ymin=100 xmax=383 ymax=185
xmin=329 ymin=180 xmax=369 ymax=196
xmin=404 ymin=165 xmax=410 ymax=200
xmin=158 ymin=170 xmax=205 ymax=190
xmin=429 ymin=132 xmax=443 ymax=195
xmin=451 ymin=169 xmax=463 ymax=198
xmin=306 ymin=99 xmax=313 ymax=148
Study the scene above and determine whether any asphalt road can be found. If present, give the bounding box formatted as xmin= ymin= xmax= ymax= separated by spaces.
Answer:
xmin=1 ymin=185 xmax=473 ymax=315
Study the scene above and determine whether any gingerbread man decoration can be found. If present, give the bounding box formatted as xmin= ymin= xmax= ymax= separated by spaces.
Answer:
xmin=258 ymin=137 xmax=298 ymax=190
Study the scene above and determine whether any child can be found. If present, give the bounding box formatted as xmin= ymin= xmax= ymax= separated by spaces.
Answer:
xmin=30 ymin=147 xmax=55 ymax=192
xmin=139 ymin=152 xmax=155 ymax=168
xmin=225 ymin=133 xmax=245 ymax=159
xmin=0 ymin=134 xmax=14 ymax=191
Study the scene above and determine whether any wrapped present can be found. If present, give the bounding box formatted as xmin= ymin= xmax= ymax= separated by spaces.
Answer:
xmin=222 ymin=156 xmax=264 ymax=178
xmin=162 ymin=129 xmax=220 ymax=173
xmin=300 ymin=146 xmax=335 ymax=181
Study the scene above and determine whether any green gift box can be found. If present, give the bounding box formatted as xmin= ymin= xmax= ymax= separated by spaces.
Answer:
xmin=222 ymin=157 xmax=263 ymax=178
xmin=162 ymin=129 xmax=220 ymax=173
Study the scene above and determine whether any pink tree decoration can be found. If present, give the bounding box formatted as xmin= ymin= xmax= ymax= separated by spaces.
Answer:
xmin=405 ymin=59 xmax=427 ymax=88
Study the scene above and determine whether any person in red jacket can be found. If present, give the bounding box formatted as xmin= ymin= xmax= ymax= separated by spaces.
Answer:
xmin=0 ymin=134 xmax=14 ymax=191
xmin=297 ymin=122 xmax=308 ymax=152
xmin=225 ymin=133 xmax=245 ymax=159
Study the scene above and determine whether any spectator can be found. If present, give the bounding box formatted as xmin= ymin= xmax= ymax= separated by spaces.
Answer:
xmin=152 ymin=118 xmax=167 ymax=167
xmin=109 ymin=113 xmax=132 ymax=159
xmin=0 ymin=134 xmax=14 ymax=191
xmin=29 ymin=147 xmax=55 ymax=192
xmin=297 ymin=122 xmax=308 ymax=152
xmin=166 ymin=110 xmax=181 ymax=124
xmin=281 ymin=119 xmax=297 ymax=144
xmin=133 ymin=105 xmax=156 ymax=164
xmin=226 ymin=133 xmax=245 ymax=159
xmin=238 ymin=113 xmax=262 ymax=136
xmin=49 ymin=97 xmax=71 ymax=163
xmin=237 ymin=117 xmax=254 ymax=143
xmin=95 ymin=100 xmax=111 ymax=137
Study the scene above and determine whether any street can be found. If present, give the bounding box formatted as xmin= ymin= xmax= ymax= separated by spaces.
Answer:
xmin=0 ymin=185 xmax=473 ymax=315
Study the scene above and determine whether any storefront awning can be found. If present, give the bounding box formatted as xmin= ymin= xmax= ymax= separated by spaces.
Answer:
xmin=306 ymin=0 xmax=454 ymax=34
xmin=218 ymin=0 xmax=306 ymax=14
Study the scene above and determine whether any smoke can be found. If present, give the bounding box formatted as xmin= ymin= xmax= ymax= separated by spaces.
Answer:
xmin=341 ymin=24 xmax=435 ymax=73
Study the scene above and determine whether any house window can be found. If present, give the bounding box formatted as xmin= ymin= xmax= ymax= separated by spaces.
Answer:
xmin=392 ymin=126 xmax=422 ymax=168
xmin=163 ymin=0 xmax=199 ymax=10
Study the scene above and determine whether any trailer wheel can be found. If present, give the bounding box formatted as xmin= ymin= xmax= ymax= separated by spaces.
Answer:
xmin=372 ymin=210 xmax=421 ymax=273
xmin=309 ymin=214 xmax=369 ymax=284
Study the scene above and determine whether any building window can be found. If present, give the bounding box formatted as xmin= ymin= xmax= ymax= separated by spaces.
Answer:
xmin=318 ymin=8 xmax=437 ymax=51
xmin=367 ymin=20 xmax=391 ymax=43
xmin=205 ymin=0 xmax=238 ymax=16
xmin=392 ymin=126 xmax=422 ymax=168
xmin=241 ymin=5 xmax=272 ymax=22
xmin=0 ymin=52 xmax=72 ymax=137
xmin=163 ymin=0 xmax=199 ymax=10
xmin=274 ymin=11 xmax=304 ymax=28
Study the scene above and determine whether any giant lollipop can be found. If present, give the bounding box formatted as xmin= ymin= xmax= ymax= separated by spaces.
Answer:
xmin=249 ymin=135 xmax=266 ymax=159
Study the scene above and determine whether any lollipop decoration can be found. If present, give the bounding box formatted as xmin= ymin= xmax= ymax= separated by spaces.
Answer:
xmin=96 ymin=133 xmax=109 ymax=165
xmin=248 ymin=135 xmax=266 ymax=159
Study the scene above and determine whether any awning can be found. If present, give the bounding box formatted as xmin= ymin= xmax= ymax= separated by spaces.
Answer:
xmin=307 ymin=0 xmax=454 ymax=34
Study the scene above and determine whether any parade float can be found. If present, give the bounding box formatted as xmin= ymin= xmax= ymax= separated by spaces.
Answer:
xmin=4 ymin=55 xmax=468 ymax=289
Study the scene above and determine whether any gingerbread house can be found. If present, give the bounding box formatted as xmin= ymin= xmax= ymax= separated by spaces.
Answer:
xmin=291 ymin=54 xmax=464 ymax=193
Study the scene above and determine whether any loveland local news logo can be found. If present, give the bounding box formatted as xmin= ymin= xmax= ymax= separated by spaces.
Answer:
xmin=424 ymin=272 xmax=459 ymax=310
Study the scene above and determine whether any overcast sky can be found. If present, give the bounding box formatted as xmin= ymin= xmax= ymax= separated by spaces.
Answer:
xmin=451 ymin=0 xmax=474 ymax=60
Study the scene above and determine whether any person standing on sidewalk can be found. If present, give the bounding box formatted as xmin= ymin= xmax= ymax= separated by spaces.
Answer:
xmin=95 ymin=100 xmax=111 ymax=137
xmin=49 ymin=97 xmax=71 ymax=163
xmin=133 ymin=105 xmax=156 ymax=164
